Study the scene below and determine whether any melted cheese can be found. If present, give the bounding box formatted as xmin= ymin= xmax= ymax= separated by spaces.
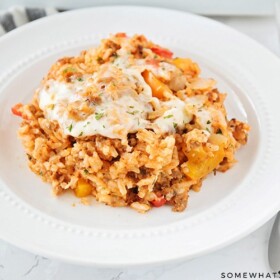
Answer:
xmin=38 ymin=56 xmax=215 ymax=139
xmin=39 ymin=76 xmax=153 ymax=139
xmin=155 ymin=99 xmax=191 ymax=132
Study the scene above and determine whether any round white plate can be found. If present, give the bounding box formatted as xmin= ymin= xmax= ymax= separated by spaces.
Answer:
xmin=0 ymin=6 xmax=279 ymax=266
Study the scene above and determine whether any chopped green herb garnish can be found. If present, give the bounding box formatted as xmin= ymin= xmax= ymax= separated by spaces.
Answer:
xmin=207 ymin=120 xmax=211 ymax=124
xmin=129 ymin=105 xmax=134 ymax=108
xmin=39 ymin=171 xmax=43 ymax=176
xmin=95 ymin=112 xmax=104 ymax=120
xmin=206 ymin=127 xmax=210 ymax=133
xmin=154 ymin=55 xmax=158 ymax=59
xmin=162 ymin=67 xmax=166 ymax=71
xmin=49 ymin=104 xmax=55 ymax=110
xmin=112 ymin=53 xmax=119 ymax=58
xmin=173 ymin=122 xmax=178 ymax=129
xmin=217 ymin=128 xmax=223 ymax=134
xmin=102 ymin=125 xmax=105 ymax=128
xmin=67 ymin=123 xmax=73 ymax=132
xmin=83 ymin=121 xmax=90 ymax=127
xmin=84 ymin=169 xmax=89 ymax=174
xmin=98 ymin=92 xmax=103 ymax=96
xmin=164 ymin=114 xmax=173 ymax=119
xmin=77 ymin=77 xmax=83 ymax=82
xmin=126 ymin=110 xmax=139 ymax=115
xmin=79 ymin=131 xmax=83 ymax=137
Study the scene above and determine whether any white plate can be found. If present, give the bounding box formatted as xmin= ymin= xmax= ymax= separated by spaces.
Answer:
xmin=0 ymin=6 xmax=279 ymax=266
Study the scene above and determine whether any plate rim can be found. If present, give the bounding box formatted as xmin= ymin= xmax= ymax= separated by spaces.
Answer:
xmin=0 ymin=5 xmax=280 ymax=266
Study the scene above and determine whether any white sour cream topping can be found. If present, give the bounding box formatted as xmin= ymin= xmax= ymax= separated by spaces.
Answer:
xmin=38 ymin=57 xmax=212 ymax=139
xmin=154 ymin=99 xmax=191 ymax=132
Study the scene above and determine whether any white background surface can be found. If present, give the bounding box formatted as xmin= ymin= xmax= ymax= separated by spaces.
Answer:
xmin=0 ymin=14 xmax=279 ymax=280
xmin=0 ymin=0 xmax=278 ymax=15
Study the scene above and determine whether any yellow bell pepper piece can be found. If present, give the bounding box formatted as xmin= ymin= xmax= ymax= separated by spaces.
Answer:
xmin=74 ymin=179 xmax=92 ymax=198
xmin=186 ymin=145 xmax=208 ymax=164
xmin=185 ymin=135 xmax=226 ymax=180
xmin=185 ymin=147 xmax=224 ymax=180
xmin=173 ymin=58 xmax=200 ymax=76
xmin=142 ymin=70 xmax=172 ymax=99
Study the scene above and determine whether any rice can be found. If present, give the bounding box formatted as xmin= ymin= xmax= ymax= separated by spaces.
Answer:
xmin=13 ymin=33 xmax=250 ymax=212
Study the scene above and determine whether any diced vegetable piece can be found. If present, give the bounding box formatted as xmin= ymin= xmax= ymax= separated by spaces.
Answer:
xmin=185 ymin=141 xmax=225 ymax=180
xmin=11 ymin=103 xmax=23 ymax=117
xmin=173 ymin=58 xmax=200 ymax=76
xmin=186 ymin=145 xmax=209 ymax=164
xmin=151 ymin=196 xmax=166 ymax=207
xmin=151 ymin=46 xmax=173 ymax=58
xmin=142 ymin=70 xmax=172 ymax=99
xmin=173 ymin=58 xmax=193 ymax=70
xmin=168 ymin=75 xmax=187 ymax=91
xmin=74 ymin=179 xmax=92 ymax=198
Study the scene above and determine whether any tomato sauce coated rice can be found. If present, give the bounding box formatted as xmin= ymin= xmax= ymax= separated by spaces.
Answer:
xmin=14 ymin=33 xmax=249 ymax=213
